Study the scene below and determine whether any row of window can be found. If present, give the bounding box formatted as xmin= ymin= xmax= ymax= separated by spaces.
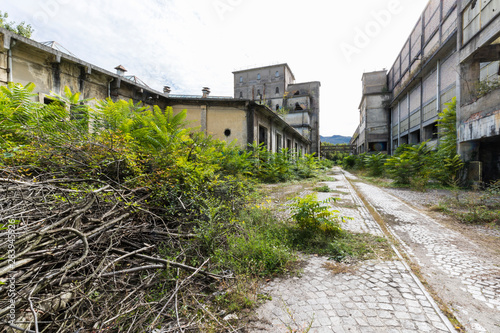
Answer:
xmin=259 ymin=125 xmax=304 ymax=153
xmin=239 ymin=71 xmax=280 ymax=83
xmin=238 ymin=87 xmax=281 ymax=99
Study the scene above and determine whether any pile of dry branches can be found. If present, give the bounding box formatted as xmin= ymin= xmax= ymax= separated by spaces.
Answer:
xmin=0 ymin=175 xmax=234 ymax=332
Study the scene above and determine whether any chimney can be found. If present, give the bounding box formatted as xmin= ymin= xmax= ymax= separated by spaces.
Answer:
xmin=163 ymin=86 xmax=171 ymax=97
xmin=202 ymin=87 xmax=210 ymax=98
xmin=114 ymin=65 xmax=127 ymax=77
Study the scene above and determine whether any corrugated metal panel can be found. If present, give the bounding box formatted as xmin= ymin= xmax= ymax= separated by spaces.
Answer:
xmin=394 ymin=56 xmax=401 ymax=84
xmin=462 ymin=0 xmax=484 ymax=43
xmin=442 ymin=0 xmax=457 ymax=15
xmin=480 ymin=61 xmax=500 ymax=81
xmin=442 ymin=9 xmax=458 ymax=41
xmin=410 ymin=84 xmax=421 ymax=112
xmin=410 ymin=19 xmax=422 ymax=61
xmin=400 ymin=96 xmax=409 ymax=120
xmin=424 ymin=33 xmax=440 ymax=56
xmin=440 ymin=52 xmax=458 ymax=91
xmin=401 ymin=119 xmax=409 ymax=133
xmin=440 ymin=86 xmax=456 ymax=111
xmin=423 ymin=99 xmax=438 ymax=121
xmin=425 ymin=0 xmax=441 ymax=24
xmin=401 ymin=41 xmax=410 ymax=73
xmin=425 ymin=8 xmax=441 ymax=42
xmin=423 ymin=69 xmax=437 ymax=103
xmin=410 ymin=111 xmax=421 ymax=129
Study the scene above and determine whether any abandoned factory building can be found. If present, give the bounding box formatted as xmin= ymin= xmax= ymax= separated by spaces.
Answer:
xmin=0 ymin=28 xmax=310 ymax=154
xmin=351 ymin=0 xmax=500 ymax=183
xmin=233 ymin=64 xmax=321 ymax=156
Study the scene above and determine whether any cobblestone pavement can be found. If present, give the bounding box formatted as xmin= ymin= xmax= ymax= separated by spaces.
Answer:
xmin=251 ymin=169 xmax=455 ymax=333
xmin=344 ymin=171 xmax=500 ymax=333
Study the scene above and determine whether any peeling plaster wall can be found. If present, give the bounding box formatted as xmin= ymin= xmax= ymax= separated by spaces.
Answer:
xmin=460 ymin=109 xmax=500 ymax=142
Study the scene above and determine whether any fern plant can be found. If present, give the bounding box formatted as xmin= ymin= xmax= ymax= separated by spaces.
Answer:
xmin=290 ymin=193 xmax=342 ymax=235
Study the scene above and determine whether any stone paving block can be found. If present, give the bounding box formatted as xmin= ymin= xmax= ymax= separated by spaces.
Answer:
xmin=249 ymin=171 xmax=458 ymax=333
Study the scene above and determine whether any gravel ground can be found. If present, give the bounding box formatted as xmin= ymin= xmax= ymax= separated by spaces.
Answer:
xmin=384 ymin=187 xmax=500 ymax=239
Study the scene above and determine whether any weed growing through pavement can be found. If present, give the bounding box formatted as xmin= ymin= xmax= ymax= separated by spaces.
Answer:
xmin=280 ymin=299 xmax=314 ymax=333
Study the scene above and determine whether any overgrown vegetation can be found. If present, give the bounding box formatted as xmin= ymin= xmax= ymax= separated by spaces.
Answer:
xmin=343 ymin=98 xmax=463 ymax=189
xmin=0 ymin=82 xmax=390 ymax=332
xmin=0 ymin=11 xmax=34 ymax=38
xmin=0 ymin=83 xmax=327 ymax=332
xmin=431 ymin=180 xmax=500 ymax=225
xmin=321 ymin=143 xmax=350 ymax=165
xmin=473 ymin=78 xmax=500 ymax=100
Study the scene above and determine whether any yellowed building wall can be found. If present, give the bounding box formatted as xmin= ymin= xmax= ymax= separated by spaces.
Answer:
xmin=11 ymin=44 xmax=53 ymax=93
xmin=207 ymin=106 xmax=247 ymax=145
xmin=170 ymin=104 xmax=202 ymax=130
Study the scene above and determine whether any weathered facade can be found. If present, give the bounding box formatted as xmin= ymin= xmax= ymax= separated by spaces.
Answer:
xmin=233 ymin=64 xmax=321 ymax=156
xmin=352 ymin=0 xmax=500 ymax=182
xmin=0 ymin=28 xmax=310 ymax=154
xmin=351 ymin=71 xmax=391 ymax=154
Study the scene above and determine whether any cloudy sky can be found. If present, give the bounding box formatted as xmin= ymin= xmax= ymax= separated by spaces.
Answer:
xmin=3 ymin=0 xmax=429 ymax=136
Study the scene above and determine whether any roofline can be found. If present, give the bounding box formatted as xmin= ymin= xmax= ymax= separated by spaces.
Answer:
xmin=0 ymin=27 xmax=166 ymax=95
xmin=288 ymin=81 xmax=321 ymax=87
xmin=250 ymin=102 xmax=311 ymax=144
xmin=233 ymin=63 xmax=296 ymax=81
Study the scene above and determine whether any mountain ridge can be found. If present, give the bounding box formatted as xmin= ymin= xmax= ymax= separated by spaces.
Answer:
xmin=320 ymin=135 xmax=351 ymax=144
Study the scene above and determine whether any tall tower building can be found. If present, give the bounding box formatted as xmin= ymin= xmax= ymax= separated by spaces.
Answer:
xmin=233 ymin=64 xmax=321 ymax=156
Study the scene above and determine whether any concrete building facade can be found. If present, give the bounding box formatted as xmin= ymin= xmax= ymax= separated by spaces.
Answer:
xmin=352 ymin=0 xmax=500 ymax=182
xmin=233 ymin=64 xmax=321 ymax=156
xmin=0 ymin=28 xmax=310 ymax=154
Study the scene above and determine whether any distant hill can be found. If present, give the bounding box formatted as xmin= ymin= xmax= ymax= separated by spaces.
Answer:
xmin=320 ymin=135 xmax=351 ymax=144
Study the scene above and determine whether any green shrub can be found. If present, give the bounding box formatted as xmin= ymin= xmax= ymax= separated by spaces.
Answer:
xmin=290 ymin=193 xmax=342 ymax=235
xmin=385 ymin=142 xmax=430 ymax=185
xmin=342 ymin=155 xmax=357 ymax=169
xmin=364 ymin=153 xmax=387 ymax=177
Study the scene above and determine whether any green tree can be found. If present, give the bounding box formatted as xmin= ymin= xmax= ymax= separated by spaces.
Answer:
xmin=432 ymin=97 xmax=463 ymax=185
xmin=0 ymin=11 xmax=34 ymax=38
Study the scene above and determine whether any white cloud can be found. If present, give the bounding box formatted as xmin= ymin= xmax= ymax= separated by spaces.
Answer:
xmin=3 ymin=0 xmax=430 ymax=136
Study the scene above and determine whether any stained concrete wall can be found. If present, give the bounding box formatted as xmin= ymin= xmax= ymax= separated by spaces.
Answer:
xmin=233 ymin=64 xmax=293 ymax=100
xmin=233 ymin=64 xmax=319 ymax=156
xmin=286 ymin=81 xmax=321 ymax=156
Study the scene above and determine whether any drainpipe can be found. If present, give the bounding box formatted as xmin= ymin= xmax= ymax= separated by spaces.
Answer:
xmin=7 ymin=39 xmax=15 ymax=83
xmin=7 ymin=48 xmax=13 ymax=83
xmin=107 ymin=78 xmax=114 ymax=98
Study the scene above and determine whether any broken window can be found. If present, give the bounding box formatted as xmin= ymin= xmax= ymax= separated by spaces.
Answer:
xmin=276 ymin=87 xmax=280 ymax=95
xmin=259 ymin=125 xmax=268 ymax=147
xmin=276 ymin=134 xmax=282 ymax=151
xmin=239 ymin=91 xmax=243 ymax=99
xmin=295 ymin=103 xmax=303 ymax=111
